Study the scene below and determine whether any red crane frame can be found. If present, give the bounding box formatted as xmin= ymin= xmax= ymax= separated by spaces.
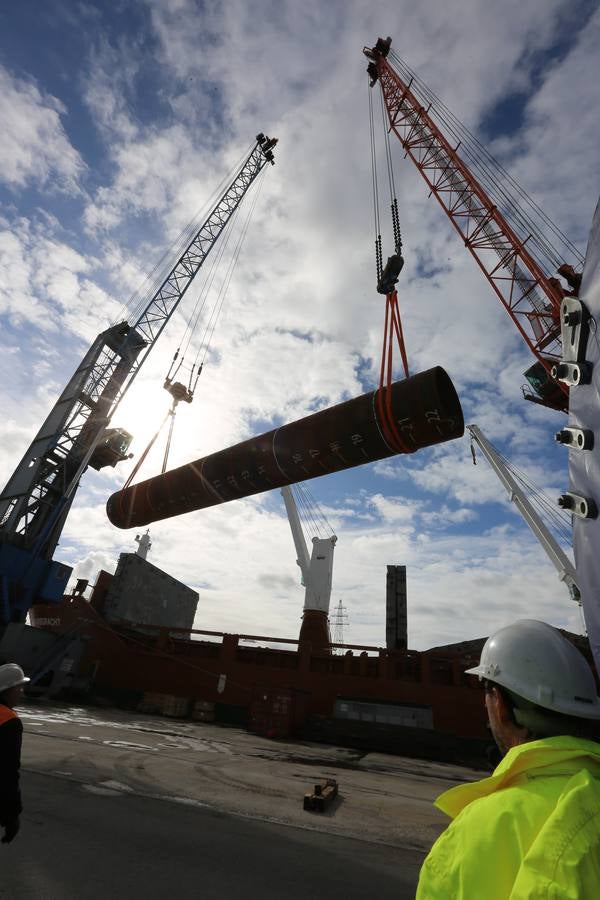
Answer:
xmin=364 ymin=39 xmax=569 ymax=412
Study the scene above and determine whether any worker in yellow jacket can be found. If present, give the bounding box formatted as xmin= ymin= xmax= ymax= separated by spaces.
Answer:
xmin=416 ymin=619 xmax=600 ymax=898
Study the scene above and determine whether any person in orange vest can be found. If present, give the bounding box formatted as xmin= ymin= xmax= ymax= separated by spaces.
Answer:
xmin=0 ymin=663 xmax=29 ymax=845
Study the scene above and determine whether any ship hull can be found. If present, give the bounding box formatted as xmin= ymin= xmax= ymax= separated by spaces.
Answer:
xmin=30 ymin=596 xmax=489 ymax=763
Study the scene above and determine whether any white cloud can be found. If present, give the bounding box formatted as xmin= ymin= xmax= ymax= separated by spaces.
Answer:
xmin=0 ymin=0 xmax=595 ymax=652
xmin=0 ymin=66 xmax=85 ymax=193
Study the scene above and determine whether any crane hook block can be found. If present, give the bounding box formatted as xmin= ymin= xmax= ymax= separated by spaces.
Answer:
xmin=377 ymin=254 xmax=404 ymax=294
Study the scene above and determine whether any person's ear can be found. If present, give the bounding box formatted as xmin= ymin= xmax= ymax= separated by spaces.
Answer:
xmin=489 ymin=686 xmax=513 ymax=725
xmin=491 ymin=687 xmax=529 ymax=740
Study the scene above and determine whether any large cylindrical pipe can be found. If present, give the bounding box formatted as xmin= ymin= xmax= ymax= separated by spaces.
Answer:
xmin=107 ymin=367 xmax=464 ymax=529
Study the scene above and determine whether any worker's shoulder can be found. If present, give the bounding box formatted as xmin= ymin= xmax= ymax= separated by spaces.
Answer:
xmin=0 ymin=707 xmax=21 ymax=731
xmin=452 ymin=777 xmax=553 ymax=840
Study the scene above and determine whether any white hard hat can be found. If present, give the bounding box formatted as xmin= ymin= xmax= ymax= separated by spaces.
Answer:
xmin=0 ymin=663 xmax=30 ymax=693
xmin=465 ymin=619 xmax=600 ymax=720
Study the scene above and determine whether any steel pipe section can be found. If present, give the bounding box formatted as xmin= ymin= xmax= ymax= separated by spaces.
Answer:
xmin=107 ymin=367 xmax=464 ymax=529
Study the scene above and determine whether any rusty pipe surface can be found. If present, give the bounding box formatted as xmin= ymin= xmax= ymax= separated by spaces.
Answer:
xmin=107 ymin=367 xmax=464 ymax=529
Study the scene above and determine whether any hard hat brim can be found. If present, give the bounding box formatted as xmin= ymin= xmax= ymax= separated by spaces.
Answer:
xmin=1 ymin=676 xmax=30 ymax=689
xmin=464 ymin=665 xmax=484 ymax=678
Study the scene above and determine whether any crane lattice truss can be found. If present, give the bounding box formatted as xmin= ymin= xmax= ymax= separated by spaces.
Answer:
xmin=0 ymin=136 xmax=275 ymax=561
xmin=364 ymin=39 xmax=569 ymax=408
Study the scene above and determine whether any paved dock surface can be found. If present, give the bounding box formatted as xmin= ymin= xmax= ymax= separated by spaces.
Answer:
xmin=3 ymin=701 xmax=485 ymax=898
xmin=3 ymin=773 xmax=423 ymax=899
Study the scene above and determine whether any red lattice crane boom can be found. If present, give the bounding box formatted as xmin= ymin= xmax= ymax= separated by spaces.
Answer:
xmin=364 ymin=37 xmax=582 ymax=413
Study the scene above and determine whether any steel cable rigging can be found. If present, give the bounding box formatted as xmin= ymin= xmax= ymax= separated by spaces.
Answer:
xmin=368 ymin=77 xmax=412 ymax=454
xmin=121 ymin=161 xmax=269 ymax=488
xmin=290 ymin=481 xmax=335 ymax=542
xmin=113 ymin=146 xmax=252 ymax=329
xmin=387 ymin=50 xmax=584 ymax=276
xmin=472 ymin=431 xmax=574 ymax=548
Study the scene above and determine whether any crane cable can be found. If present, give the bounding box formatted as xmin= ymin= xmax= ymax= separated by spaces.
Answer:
xmin=470 ymin=434 xmax=574 ymax=547
xmin=122 ymin=163 xmax=267 ymax=485
xmin=166 ymin=164 xmax=267 ymax=387
xmin=164 ymin=191 xmax=246 ymax=389
xmin=379 ymin=88 xmax=402 ymax=257
xmin=113 ymin=145 xmax=254 ymax=328
xmin=291 ymin=482 xmax=336 ymax=541
xmin=369 ymin=74 xmax=412 ymax=456
xmin=193 ymin=165 xmax=267 ymax=373
xmin=368 ymin=80 xmax=383 ymax=285
xmin=388 ymin=51 xmax=584 ymax=273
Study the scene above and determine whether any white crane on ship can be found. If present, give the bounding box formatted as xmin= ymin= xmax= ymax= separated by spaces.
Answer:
xmin=281 ymin=484 xmax=337 ymax=650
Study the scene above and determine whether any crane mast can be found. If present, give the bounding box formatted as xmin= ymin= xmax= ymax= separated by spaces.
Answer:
xmin=364 ymin=37 xmax=573 ymax=412
xmin=0 ymin=133 xmax=277 ymax=624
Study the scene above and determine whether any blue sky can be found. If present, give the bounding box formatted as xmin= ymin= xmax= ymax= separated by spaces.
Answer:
xmin=1 ymin=0 xmax=599 ymax=649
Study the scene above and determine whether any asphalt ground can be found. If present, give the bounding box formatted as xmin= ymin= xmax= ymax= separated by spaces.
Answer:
xmin=2 ymin=701 xmax=483 ymax=898
xmin=2 ymin=773 xmax=424 ymax=899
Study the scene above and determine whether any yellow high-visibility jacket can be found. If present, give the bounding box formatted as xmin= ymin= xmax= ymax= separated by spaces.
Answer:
xmin=416 ymin=736 xmax=600 ymax=899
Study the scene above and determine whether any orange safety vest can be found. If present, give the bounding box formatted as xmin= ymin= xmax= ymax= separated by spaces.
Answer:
xmin=0 ymin=705 xmax=17 ymax=726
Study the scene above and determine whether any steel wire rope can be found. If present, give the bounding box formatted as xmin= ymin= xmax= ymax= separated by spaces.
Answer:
xmin=157 ymin=168 xmax=266 ymax=473
xmin=480 ymin=436 xmax=574 ymax=547
xmin=423 ymin=108 xmax=569 ymax=275
xmin=493 ymin=447 xmax=572 ymax=538
xmin=119 ymin=148 xmax=263 ymax=483
xmin=125 ymin=211 xmax=242 ymax=485
xmin=389 ymin=50 xmax=579 ymax=258
xmin=168 ymin=153 xmax=259 ymax=360
xmin=164 ymin=158 xmax=266 ymax=386
xmin=497 ymin=463 xmax=573 ymax=543
xmin=379 ymin=86 xmax=397 ymax=204
xmin=293 ymin=481 xmax=335 ymax=540
xmin=192 ymin=166 xmax=268 ymax=372
xmin=389 ymin=52 xmax=584 ymax=269
xmin=176 ymin=195 xmax=245 ymax=367
xmin=368 ymin=79 xmax=384 ymax=285
xmin=111 ymin=144 xmax=254 ymax=327
xmin=126 ymin=145 xmax=252 ymax=326
xmin=298 ymin=491 xmax=323 ymax=544
xmin=293 ymin=483 xmax=322 ymax=542
xmin=292 ymin=485 xmax=316 ymax=541
xmin=381 ymin=67 xmax=548 ymax=273
xmin=409 ymin=92 xmax=564 ymax=276
xmin=379 ymin=85 xmax=403 ymax=257
xmin=300 ymin=481 xmax=335 ymax=537
xmin=382 ymin=71 xmax=566 ymax=325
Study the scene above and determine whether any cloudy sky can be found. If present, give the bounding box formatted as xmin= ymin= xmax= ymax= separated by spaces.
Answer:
xmin=1 ymin=0 xmax=598 ymax=650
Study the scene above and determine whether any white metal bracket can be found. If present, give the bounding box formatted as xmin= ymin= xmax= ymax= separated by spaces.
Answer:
xmin=558 ymin=492 xmax=598 ymax=520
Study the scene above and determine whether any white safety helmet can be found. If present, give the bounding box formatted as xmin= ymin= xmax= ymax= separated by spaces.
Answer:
xmin=0 ymin=663 xmax=30 ymax=693
xmin=465 ymin=619 xmax=600 ymax=720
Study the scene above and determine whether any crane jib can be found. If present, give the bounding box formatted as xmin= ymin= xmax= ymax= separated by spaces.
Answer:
xmin=0 ymin=133 xmax=277 ymax=622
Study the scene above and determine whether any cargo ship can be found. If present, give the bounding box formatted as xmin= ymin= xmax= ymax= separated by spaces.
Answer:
xmin=7 ymin=535 xmax=491 ymax=764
